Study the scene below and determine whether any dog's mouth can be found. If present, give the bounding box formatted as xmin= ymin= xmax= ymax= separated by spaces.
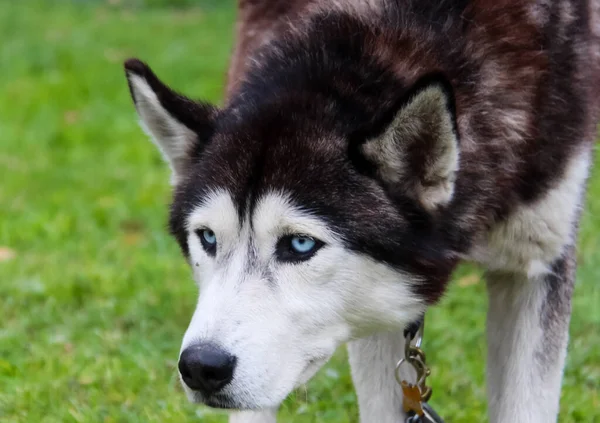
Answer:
xmin=202 ymin=393 xmax=238 ymax=409
xmin=185 ymin=355 xmax=333 ymax=410
xmin=188 ymin=390 xmax=245 ymax=409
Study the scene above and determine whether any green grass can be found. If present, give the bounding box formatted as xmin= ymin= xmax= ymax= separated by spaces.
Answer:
xmin=0 ymin=1 xmax=598 ymax=422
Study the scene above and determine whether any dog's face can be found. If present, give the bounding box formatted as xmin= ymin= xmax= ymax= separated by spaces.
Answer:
xmin=177 ymin=188 xmax=425 ymax=408
xmin=124 ymin=59 xmax=459 ymax=409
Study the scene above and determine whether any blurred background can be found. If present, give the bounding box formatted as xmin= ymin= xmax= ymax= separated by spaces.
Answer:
xmin=0 ymin=1 xmax=598 ymax=422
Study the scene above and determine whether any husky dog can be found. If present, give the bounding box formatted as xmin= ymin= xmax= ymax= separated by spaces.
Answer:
xmin=123 ymin=0 xmax=599 ymax=422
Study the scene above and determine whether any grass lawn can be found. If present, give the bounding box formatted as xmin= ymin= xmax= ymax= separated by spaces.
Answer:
xmin=0 ymin=1 xmax=598 ymax=422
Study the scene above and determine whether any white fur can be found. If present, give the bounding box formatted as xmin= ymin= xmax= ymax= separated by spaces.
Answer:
xmin=179 ymin=190 xmax=425 ymax=410
xmin=469 ymin=148 xmax=590 ymax=278
xmin=347 ymin=331 xmax=413 ymax=423
xmin=486 ymin=271 xmax=568 ymax=423
xmin=128 ymin=74 xmax=196 ymax=183
xmin=229 ymin=409 xmax=277 ymax=423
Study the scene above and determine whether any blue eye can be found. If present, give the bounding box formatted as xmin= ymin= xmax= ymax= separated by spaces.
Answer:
xmin=276 ymin=234 xmax=324 ymax=262
xmin=196 ymin=228 xmax=217 ymax=255
xmin=290 ymin=236 xmax=316 ymax=254
xmin=202 ymin=229 xmax=216 ymax=245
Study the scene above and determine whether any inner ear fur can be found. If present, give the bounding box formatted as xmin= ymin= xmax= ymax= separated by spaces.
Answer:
xmin=361 ymin=76 xmax=459 ymax=211
xmin=124 ymin=58 xmax=217 ymax=183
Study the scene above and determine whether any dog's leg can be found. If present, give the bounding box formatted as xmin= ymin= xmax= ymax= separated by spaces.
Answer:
xmin=348 ymin=331 xmax=410 ymax=423
xmin=486 ymin=249 xmax=576 ymax=423
xmin=229 ymin=409 xmax=277 ymax=423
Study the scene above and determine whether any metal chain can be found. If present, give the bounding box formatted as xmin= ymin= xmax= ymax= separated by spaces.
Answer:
xmin=395 ymin=319 xmax=445 ymax=423
xmin=395 ymin=323 xmax=432 ymax=404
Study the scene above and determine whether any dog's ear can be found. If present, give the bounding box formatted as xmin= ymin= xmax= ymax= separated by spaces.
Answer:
xmin=124 ymin=58 xmax=217 ymax=183
xmin=361 ymin=78 xmax=459 ymax=211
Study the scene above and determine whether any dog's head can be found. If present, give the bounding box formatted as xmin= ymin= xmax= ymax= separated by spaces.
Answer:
xmin=124 ymin=58 xmax=459 ymax=409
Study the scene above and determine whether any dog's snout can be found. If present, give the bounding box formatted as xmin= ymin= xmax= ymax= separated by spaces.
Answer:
xmin=178 ymin=342 xmax=237 ymax=395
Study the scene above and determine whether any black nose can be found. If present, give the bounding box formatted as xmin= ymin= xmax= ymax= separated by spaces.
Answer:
xmin=178 ymin=343 xmax=237 ymax=395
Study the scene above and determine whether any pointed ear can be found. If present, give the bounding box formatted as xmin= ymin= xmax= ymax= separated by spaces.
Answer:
xmin=362 ymin=78 xmax=459 ymax=211
xmin=124 ymin=58 xmax=216 ymax=183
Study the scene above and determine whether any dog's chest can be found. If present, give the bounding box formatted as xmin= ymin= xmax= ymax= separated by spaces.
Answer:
xmin=466 ymin=149 xmax=590 ymax=277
